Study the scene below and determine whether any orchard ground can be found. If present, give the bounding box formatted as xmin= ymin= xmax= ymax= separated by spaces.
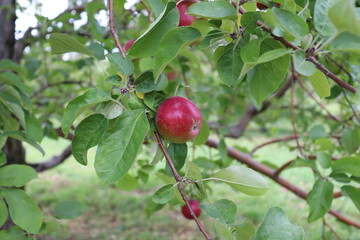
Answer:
xmin=25 ymin=136 xmax=359 ymax=240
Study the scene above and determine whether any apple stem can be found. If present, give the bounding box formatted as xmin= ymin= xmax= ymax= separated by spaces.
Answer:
xmin=108 ymin=0 xmax=127 ymax=59
xmin=155 ymin=132 xmax=213 ymax=240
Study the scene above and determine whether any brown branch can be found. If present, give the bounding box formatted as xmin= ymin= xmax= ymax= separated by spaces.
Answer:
xmin=294 ymin=73 xmax=342 ymax=122
xmin=273 ymin=159 xmax=296 ymax=177
xmin=108 ymin=0 xmax=126 ymax=58
xmin=237 ymin=8 xmax=356 ymax=93
xmin=34 ymin=80 xmax=84 ymax=96
xmin=250 ymin=135 xmax=299 ymax=155
xmin=27 ymin=145 xmax=72 ymax=172
xmin=323 ymin=218 xmax=343 ymax=240
xmin=155 ymin=133 xmax=212 ymax=240
xmin=205 ymin=138 xmax=360 ymax=229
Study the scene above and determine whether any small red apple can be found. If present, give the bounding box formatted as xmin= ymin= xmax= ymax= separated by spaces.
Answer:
xmin=124 ymin=39 xmax=136 ymax=52
xmin=155 ymin=96 xmax=202 ymax=143
xmin=256 ymin=2 xmax=268 ymax=10
xmin=181 ymin=200 xmax=202 ymax=220
xmin=177 ymin=0 xmax=198 ymax=27
xmin=166 ymin=70 xmax=179 ymax=81
xmin=274 ymin=3 xmax=281 ymax=7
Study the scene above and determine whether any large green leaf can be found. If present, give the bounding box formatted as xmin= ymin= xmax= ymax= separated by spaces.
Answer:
xmin=2 ymin=131 xmax=44 ymax=155
xmin=165 ymin=143 xmax=187 ymax=175
xmin=107 ymin=53 xmax=134 ymax=77
xmin=313 ymin=0 xmax=337 ymax=36
xmin=200 ymin=199 xmax=237 ymax=225
xmin=49 ymin=33 xmax=94 ymax=56
xmin=134 ymin=71 xmax=168 ymax=93
xmin=273 ymin=8 xmax=309 ymax=38
xmin=342 ymin=127 xmax=360 ymax=154
xmin=328 ymin=0 xmax=360 ymax=35
xmin=3 ymin=189 xmax=42 ymax=234
xmin=152 ymin=184 xmax=176 ymax=204
xmin=187 ymin=1 xmax=237 ymax=20
xmin=232 ymin=222 xmax=256 ymax=240
xmin=331 ymin=31 xmax=360 ymax=52
xmin=292 ymin=50 xmax=316 ymax=76
xmin=24 ymin=111 xmax=43 ymax=142
xmin=72 ymin=114 xmax=109 ymax=165
xmin=0 ymin=59 xmax=26 ymax=75
xmin=54 ymin=200 xmax=88 ymax=219
xmin=129 ymin=2 xmax=179 ymax=57
xmin=217 ymin=44 xmax=243 ymax=87
xmin=193 ymin=120 xmax=209 ymax=145
xmin=142 ymin=0 xmax=165 ymax=18
xmin=95 ymin=110 xmax=149 ymax=185
xmin=153 ymin=27 xmax=201 ymax=80
xmin=0 ymin=199 xmax=7 ymax=228
xmin=248 ymin=39 xmax=290 ymax=105
xmin=307 ymin=178 xmax=334 ymax=222
xmin=308 ymin=70 xmax=330 ymax=98
xmin=341 ymin=185 xmax=360 ymax=211
xmin=208 ymin=166 xmax=268 ymax=196
xmin=215 ymin=221 xmax=233 ymax=240
xmin=0 ymin=165 xmax=37 ymax=187
xmin=61 ymin=88 xmax=111 ymax=136
xmin=0 ymin=72 xmax=32 ymax=95
xmin=332 ymin=156 xmax=360 ymax=177
xmin=252 ymin=207 xmax=304 ymax=240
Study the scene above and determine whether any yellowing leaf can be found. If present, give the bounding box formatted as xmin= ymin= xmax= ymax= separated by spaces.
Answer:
xmin=136 ymin=91 xmax=145 ymax=99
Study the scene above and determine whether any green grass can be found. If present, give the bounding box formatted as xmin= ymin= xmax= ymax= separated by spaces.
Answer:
xmin=25 ymin=137 xmax=360 ymax=240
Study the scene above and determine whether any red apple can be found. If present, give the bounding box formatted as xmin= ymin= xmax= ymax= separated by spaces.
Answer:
xmin=256 ymin=2 xmax=268 ymax=10
xmin=181 ymin=200 xmax=202 ymax=220
xmin=177 ymin=0 xmax=198 ymax=27
xmin=274 ymin=3 xmax=281 ymax=7
xmin=155 ymin=96 xmax=202 ymax=143
xmin=124 ymin=39 xmax=136 ymax=52
xmin=166 ymin=70 xmax=179 ymax=81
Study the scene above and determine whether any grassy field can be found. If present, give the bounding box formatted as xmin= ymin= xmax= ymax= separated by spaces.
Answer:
xmin=25 ymin=137 xmax=360 ymax=240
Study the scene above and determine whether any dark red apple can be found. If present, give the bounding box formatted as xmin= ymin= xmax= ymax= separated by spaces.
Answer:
xmin=256 ymin=2 xmax=268 ymax=10
xmin=155 ymin=96 xmax=202 ymax=143
xmin=166 ymin=70 xmax=179 ymax=81
xmin=181 ymin=200 xmax=202 ymax=219
xmin=274 ymin=3 xmax=281 ymax=7
xmin=177 ymin=0 xmax=198 ymax=27
xmin=124 ymin=39 xmax=136 ymax=52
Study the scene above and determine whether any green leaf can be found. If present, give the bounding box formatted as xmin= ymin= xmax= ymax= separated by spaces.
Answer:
xmin=328 ymin=0 xmax=360 ymax=35
xmin=142 ymin=0 xmax=165 ymax=18
xmin=0 ymin=72 xmax=32 ymax=95
xmin=313 ymin=0 xmax=337 ymax=36
xmin=72 ymin=114 xmax=109 ymax=165
xmin=292 ymin=50 xmax=316 ymax=76
xmin=2 ymin=131 xmax=44 ymax=156
xmin=3 ymin=189 xmax=42 ymax=234
xmin=116 ymin=173 xmax=139 ymax=191
xmin=273 ymin=8 xmax=309 ymax=38
xmin=248 ymin=39 xmax=290 ymax=105
xmin=0 ymin=59 xmax=26 ymax=75
xmin=232 ymin=222 xmax=256 ymax=240
xmin=309 ymin=125 xmax=327 ymax=140
xmin=107 ymin=53 xmax=134 ymax=77
xmin=129 ymin=2 xmax=179 ymax=57
xmin=0 ymin=165 xmax=37 ymax=187
xmin=152 ymin=184 xmax=176 ymax=204
xmin=0 ymin=151 xmax=7 ymax=166
xmin=199 ymin=30 xmax=224 ymax=49
xmin=200 ymin=199 xmax=237 ymax=224
xmin=215 ymin=221 xmax=233 ymax=240
xmin=308 ymin=70 xmax=330 ymax=98
xmin=250 ymin=48 xmax=291 ymax=65
xmin=0 ymin=226 xmax=30 ymax=240
xmin=316 ymin=151 xmax=332 ymax=169
xmin=87 ymin=42 xmax=105 ymax=60
xmin=145 ymin=198 xmax=164 ymax=218
xmin=143 ymin=91 xmax=168 ymax=112
xmin=134 ymin=71 xmax=168 ymax=93
xmin=49 ymin=33 xmax=94 ymax=56
xmin=307 ymin=178 xmax=334 ymax=222
xmin=61 ymin=88 xmax=111 ymax=136
xmin=193 ymin=120 xmax=209 ymax=145
xmin=0 ymin=199 xmax=8 ymax=228
xmin=341 ymin=127 xmax=360 ymax=154
xmin=330 ymin=31 xmax=360 ymax=52
xmin=53 ymin=200 xmax=88 ymax=220
xmin=341 ymin=185 xmax=360 ymax=211
xmin=217 ymin=44 xmax=244 ymax=87
xmin=24 ymin=111 xmax=43 ymax=142
xmin=187 ymin=1 xmax=237 ymax=20
xmin=252 ymin=207 xmax=305 ymax=240
xmin=98 ymin=101 xmax=123 ymax=119
xmin=332 ymin=156 xmax=360 ymax=177
xmin=165 ymin=143 xmax=188 ymax=175
xmin=95 ymin=110 xmax=149 ymax=185
xmin=153 ymin=27 xmax=201 ymax=80
xmin=209 ymin=166 xmax=268 ymax=196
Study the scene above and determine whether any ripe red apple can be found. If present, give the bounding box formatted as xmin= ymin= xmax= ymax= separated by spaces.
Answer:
xmin=256 ymin=2 xmax=268 ymax=10
xmin=166 ymin=70 xmax=179 ymax=81
xmin=124 ymin=39 xmax=136 ymax=52
xmin=181 ymin=200 xmax=202 ymax=219
xmin=155 ymin=96 xmax=202 ymax=143
xmin=274 ymin=3 xmax=281 ymax=7
xmin=177 ymin=0 xmax=198 ymax=27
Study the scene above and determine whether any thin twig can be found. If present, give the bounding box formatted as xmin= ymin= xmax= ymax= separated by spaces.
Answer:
xmin=273 ymin=159 xmax=295 ymax=177
xmin=342 ymin=89 xmax=360 ymax=124
xmin=155 ymin=133 xmax=212 ymax=240
xmin=323 ymin=218 xmax=343 ymax=240
xmin=237 ymin=7 xmax=356 ymax=93
xmin=250 ymin=135 xmax=299 ymax=155
xmin=294 ymin=74 xmax=341 ymax=122
xmin=108 ymin=0 xmax=127 ymax=58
